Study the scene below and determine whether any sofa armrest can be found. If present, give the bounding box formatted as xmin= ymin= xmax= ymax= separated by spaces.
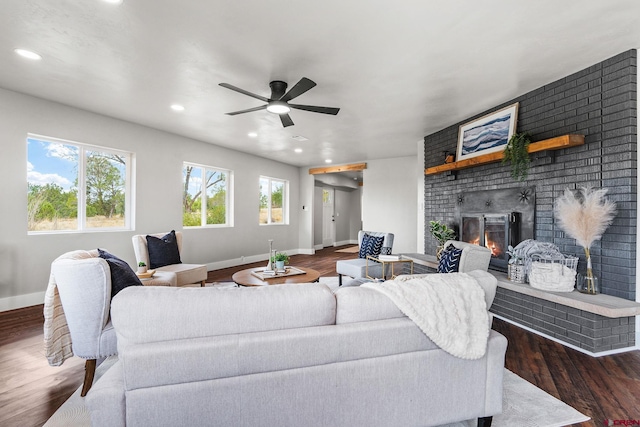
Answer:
xmin=85 ymin=360 xmax=126 ymax=427
xmin=51 ymin=258 xmax=112 ymax=358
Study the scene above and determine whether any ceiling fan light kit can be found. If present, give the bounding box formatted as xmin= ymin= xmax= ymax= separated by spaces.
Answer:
xmin=266 ymin=101 xmax=290 ymax=115
xmin=219 ymin=77 xmax=339 ymax=127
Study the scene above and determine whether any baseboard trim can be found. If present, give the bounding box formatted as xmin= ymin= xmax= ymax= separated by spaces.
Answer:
xmin=0 ymin=291 xmax=46 ymax=312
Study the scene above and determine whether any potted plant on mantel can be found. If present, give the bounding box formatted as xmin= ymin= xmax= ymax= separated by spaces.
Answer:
xmin=502 ymin=132 xmax=532 ymax=181
xmin=429 ymin=220 xmax=456 ymax=260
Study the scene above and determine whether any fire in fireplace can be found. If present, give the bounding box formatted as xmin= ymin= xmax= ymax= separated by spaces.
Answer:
xmin=455 ymin=188 xmax=535 ymax=272
xmin=461 ymin=213 xmax=520 ymax=271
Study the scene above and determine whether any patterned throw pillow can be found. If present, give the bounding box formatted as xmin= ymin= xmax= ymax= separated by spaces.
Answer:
xmin=146 ymin=230 xmax=182 ymax=269
xmin=358 ymin=234 xmax=385 ymax=259
xmin=437 ymin=244 xmax=463 ymax=273
xmin=98 ymin=249 xmax=143 ymax=298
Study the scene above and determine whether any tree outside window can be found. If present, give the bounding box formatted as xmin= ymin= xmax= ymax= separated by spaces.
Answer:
xmin=183 ymin=163 xmax=231 ymax=227
xmin=259 ymin=176 xmax=287 ymax=225
xmin=27 ymin=135 xmax=131 ymax=232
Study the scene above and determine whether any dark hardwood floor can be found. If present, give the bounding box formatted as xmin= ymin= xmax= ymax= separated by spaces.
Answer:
xmin=1 ymin=245 xmax=638 ymax=426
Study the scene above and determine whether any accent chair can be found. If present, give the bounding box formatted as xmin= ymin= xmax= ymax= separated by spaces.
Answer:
xmin=336 ymin=230 xmax=394 ymax=286
xmin=132 ymin=231 xmax=207 ymax=287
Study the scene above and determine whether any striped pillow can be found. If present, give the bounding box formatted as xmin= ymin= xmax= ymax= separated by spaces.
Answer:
xmin=358 ymin=234 xmax=384 ymax=259
xmin=437 ymin=244 xmax=463 ymax=273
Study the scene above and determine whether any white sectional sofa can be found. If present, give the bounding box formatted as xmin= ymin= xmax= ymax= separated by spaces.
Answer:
xmin=86 ymin=272 xmax=507 ymax=427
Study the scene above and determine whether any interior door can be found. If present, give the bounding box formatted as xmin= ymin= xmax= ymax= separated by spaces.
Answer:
xmin=322 ymin=188 xmax=335 ymax=247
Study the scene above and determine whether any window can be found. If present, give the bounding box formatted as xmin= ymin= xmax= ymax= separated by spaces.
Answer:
xmin=259 ymin=176 xmax=288 ymax=225
xmin=27 ymin=134 xmax=132 ymax=233
xmin=183 ymin=163 xmax=232 ymax=227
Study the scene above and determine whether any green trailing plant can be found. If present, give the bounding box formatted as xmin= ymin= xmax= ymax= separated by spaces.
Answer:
xmin=502 ymin=132 xmax=531 ymax=181
xmin=429 ymin=220 xmax=456 ymax=246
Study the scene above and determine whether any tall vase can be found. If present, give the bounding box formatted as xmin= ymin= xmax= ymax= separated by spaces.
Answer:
xmin=266 ymin=239 xmax=274 ymax=271
xmin=576 ymin=248 xmax=599 ymax=294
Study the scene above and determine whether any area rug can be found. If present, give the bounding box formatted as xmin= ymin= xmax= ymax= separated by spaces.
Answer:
xmin=335 ymin=245 xmax=359 ymax=253
xmin=45 ymin=359 xmax=588 ymax=427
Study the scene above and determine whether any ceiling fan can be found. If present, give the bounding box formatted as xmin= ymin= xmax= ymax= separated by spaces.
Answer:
xmin=219 ymin=77 xmax=340 ymax=127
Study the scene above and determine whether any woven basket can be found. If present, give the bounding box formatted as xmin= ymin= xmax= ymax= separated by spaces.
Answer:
xmin=528 ymin=254 xmax=578 ymax=292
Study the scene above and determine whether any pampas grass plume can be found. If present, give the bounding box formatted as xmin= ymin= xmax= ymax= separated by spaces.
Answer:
xmin=554 ymin=186 xmax=616 ymax=249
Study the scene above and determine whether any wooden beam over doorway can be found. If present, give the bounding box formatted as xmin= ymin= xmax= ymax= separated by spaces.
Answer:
xmin=308 ymin=162 xmax=367 ymax=175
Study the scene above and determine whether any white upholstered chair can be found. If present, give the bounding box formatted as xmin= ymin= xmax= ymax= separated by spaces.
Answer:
xmin=132 ymin=231 xmax=207 ymax=287
xmin=336 ymin=231 xmax=394 ymax=286
xmin=49 ymin=251 xmax=118 ymax=396
xmin=441 ymin=240 xmax=492 ymax=272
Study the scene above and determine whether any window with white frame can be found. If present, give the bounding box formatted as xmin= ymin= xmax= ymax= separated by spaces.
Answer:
xmin=259 ymin=176 xmax=288 ymax=225
xmin=27 ymin=134 xmax=133 ymax=233
xmin=183 ymin=162 xmax=232 ymax=227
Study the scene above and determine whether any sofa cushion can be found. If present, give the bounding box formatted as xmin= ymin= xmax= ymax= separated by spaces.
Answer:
xmin=98 ymin=249 xmax=143 ymax=297
xmin=437 ymin=245 xmax=463 ymax=273
xmin=146 ymin=230 xmax=182 ymax=269
xmin=111 ymin=283 xmax=337 ymax=347
xmin=335 ymin=286 xmax=404 ymax=324
xmin=358 ymin=233 xmax=384 ymax=259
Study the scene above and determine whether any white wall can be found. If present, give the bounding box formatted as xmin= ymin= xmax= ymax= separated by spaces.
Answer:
xmin=0 ymin=88 xmax=302 ymax=310
xmin=362 ymin=156 xmax=418 ymax=254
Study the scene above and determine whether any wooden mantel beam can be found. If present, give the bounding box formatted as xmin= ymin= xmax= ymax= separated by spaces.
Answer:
xmin=309 ymin=162 xmax=367 ymax=175
xmin=425 ymin=134 xmax=584 ymax=175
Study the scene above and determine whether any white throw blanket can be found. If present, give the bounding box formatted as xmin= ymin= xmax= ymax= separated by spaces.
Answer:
xmin=362 ymin=273 xmax=489 ymax=359
xmin=43 ymin=249 xmax=99 ymax=366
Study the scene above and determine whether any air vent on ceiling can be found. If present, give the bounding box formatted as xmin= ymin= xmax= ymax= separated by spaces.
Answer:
xmin=291 ymin=135 xmax=308 ymax=142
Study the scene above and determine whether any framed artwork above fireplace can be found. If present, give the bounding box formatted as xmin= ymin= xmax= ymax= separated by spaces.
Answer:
xmin=456 ymin=102 xmax=519 ymax=161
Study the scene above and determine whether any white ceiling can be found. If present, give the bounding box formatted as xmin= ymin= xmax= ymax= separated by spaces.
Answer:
xmin=2 ymin=1 xmax=639 ymax=168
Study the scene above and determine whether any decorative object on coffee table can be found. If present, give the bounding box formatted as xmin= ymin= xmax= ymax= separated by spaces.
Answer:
xmin=554 ymin=186 xmax=616 ymax=294
xmin=266 ymin=239 xmax=274 ymax=271
xmin=429 ymin=220 xmax=456 ymax=260
xmin=273 ymin=252 xmax=289 ymax=271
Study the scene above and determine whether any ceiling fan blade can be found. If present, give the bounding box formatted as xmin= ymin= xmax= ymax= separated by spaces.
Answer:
xmin=225 ymin=105 xmax=267 ymax=116
xmin=279 ymin=77 xmax=316 ymax=102
xmin=219 ymin=83 xmax=269 ymax=103
xmin=289 ymin=104 xmax=340 ymax=115
xmin=280 ymin=114 xmax=294 ymax=127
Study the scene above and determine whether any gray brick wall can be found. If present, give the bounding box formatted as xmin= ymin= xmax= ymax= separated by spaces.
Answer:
xmin=424 ymin=49 xmax=637 ymax=301
xmin=491 ymin=287 xmax=636 ymax=353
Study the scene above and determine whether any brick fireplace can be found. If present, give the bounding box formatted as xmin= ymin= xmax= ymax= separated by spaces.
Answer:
xmin=422 ymin=49 xmax=638 ymax=354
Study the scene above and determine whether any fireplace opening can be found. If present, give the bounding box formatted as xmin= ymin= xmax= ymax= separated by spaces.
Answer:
xmin=454 ymin=187 xmax=535 ymax=273
xmin=461 ymin=213 xmax=520 ymax=271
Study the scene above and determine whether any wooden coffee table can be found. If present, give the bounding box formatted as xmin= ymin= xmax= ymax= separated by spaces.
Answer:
xmin=232 ymin=266 xmax=321 ymax=287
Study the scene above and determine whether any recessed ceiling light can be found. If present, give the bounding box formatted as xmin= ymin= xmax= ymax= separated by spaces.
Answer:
xmin=170 ymin=104 xmax=185 ymax=112
xmin=248 ymin=132 xmax=258 ymax=138
xmin=325 ymin=159 xmax=332 ymax=164
xmin=294 ymin=148 xmax=303 ymax=153
xmin=14 ymin=48 xmax=42 ymax=60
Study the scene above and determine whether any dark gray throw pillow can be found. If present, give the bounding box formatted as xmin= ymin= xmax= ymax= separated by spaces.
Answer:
xmin=97 ymin=249 xmax=143 ymax=298
xmin=146 ymin=230 xmax=182 ymax=269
